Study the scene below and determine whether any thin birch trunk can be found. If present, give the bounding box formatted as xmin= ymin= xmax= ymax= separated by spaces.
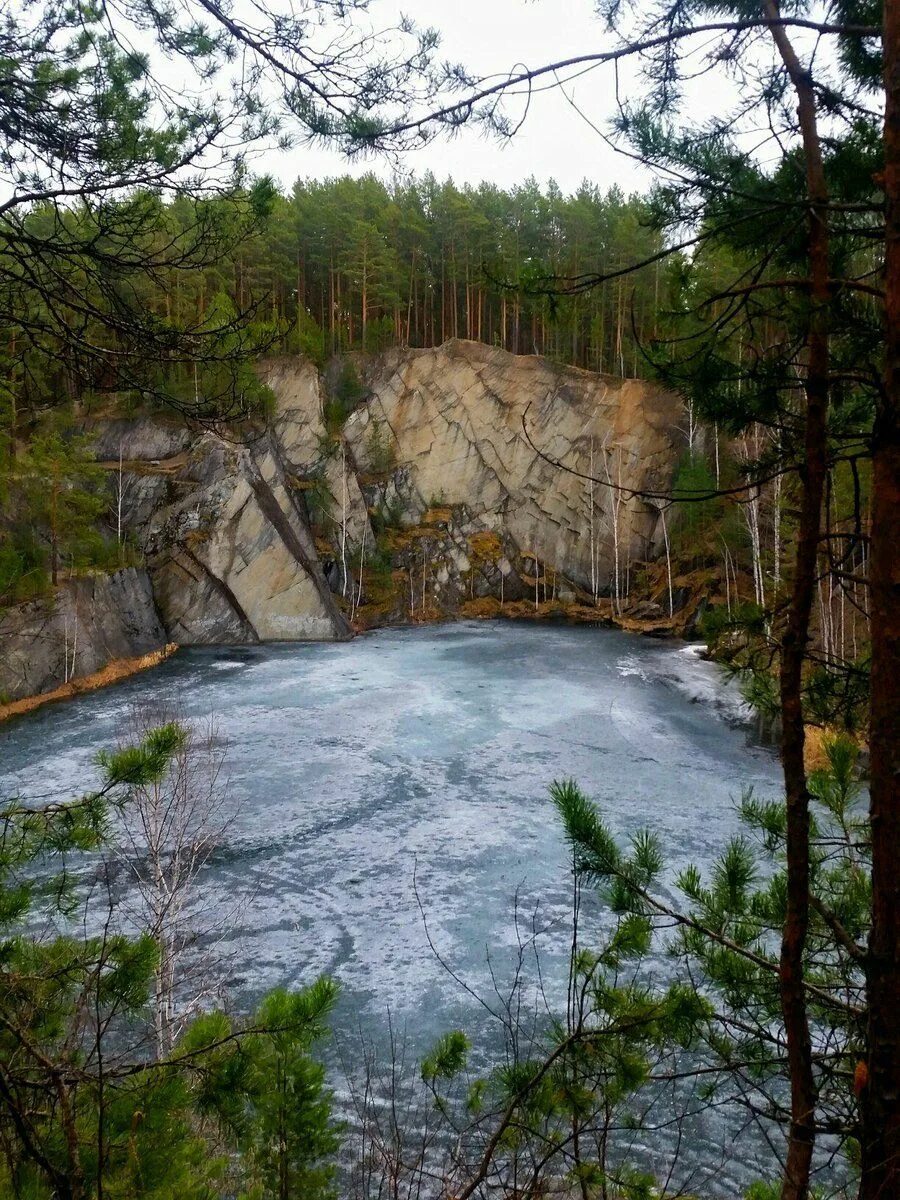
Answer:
xmin=660 ymin=506 xmax=674 ymax=618
xmin=340 ymin=441 xmax=348 ymax=598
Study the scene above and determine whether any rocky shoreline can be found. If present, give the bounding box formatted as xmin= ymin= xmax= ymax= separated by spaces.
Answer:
xmin=0 ymin=643 xmax=178 ymax=722
xmin=2 ymin=341 xmax=703 ymax=713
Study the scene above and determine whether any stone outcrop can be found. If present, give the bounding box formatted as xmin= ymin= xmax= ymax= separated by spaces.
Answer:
xmin=2 ymin=341 xmax=689 ymax=707
xmin=346 ymin=341 xmax=682 ymax=595
xmin=96 ymin=341 xmax=685 ymax=644
xmin=0 ymin=568 xmax=167 ymax=703
xmin=139 ymin=433 xmax=349 ymax=644
xmin=97 ymin=374 xmax=351 ymax=645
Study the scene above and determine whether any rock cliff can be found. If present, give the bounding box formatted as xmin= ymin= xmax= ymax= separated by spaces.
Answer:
xmin=346 ymin=341 xmax=681 ymax=598
xmin=0 ymin=568 xmax=167 ymax=703
xmin=100 ymin=340 xmax=685 ymax=644
xmin=89 ymin=382 xmax=350 ymax=645
xmin=1 ymin=341 xmax=687 ymax=705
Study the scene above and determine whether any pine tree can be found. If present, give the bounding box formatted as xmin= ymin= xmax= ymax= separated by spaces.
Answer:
xmin=15 ymin=416 xmax=105 ymax=586
xmin=0 ymin=723 xmax=342 ymax=1199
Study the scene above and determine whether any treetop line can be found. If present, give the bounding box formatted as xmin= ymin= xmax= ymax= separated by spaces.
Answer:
xmin=1 ymin=2 xmax=898 ymax=1199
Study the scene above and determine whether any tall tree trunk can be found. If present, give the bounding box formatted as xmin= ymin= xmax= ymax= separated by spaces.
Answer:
xmin=49 ymin=480 xmax=59 ymax=586
xmin=296 ymin=250 xmax=304 ymax=326
xmin=452 ymin=244 xmax=459 ymax=338
xmin=765 ymin=7 xmax=830 ymax=1198
xmin=440 ymin=245 xmax=446 ymax=343
xmin=8 ymin=333 xmax=16 ymax=461
xmin=465 ymin=255 xmax=471 ymax=338
xmin=861 ymin=6 xmax=900 ymax=1195
xmin=329 ymin=258 xmax=335 ymax=353
xmin=407 ymin=250 xmax=416 ymax=345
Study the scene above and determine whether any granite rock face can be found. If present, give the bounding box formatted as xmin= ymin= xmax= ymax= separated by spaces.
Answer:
xmin=346 ymin=341 xmax=683 ymax=594
xmin=109 ymin=341 xmax=684 ymax=642
xmin=115 ymin=431 xmax=350 ymax=645
xmin=82 ymin=356 xmax=348 ymax=645
xmin=3 ymin=341 xmax=688 ymax=703
xmin=0 ymin=568 xmax=166 ymax=702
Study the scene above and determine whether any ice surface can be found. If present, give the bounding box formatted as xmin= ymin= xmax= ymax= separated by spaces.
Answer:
xmin=1 ymin=622 xmax=789 ymax=1194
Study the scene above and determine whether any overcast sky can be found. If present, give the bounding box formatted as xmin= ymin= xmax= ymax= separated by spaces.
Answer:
xmin=263 ymin=0 xmax=656 ymax=197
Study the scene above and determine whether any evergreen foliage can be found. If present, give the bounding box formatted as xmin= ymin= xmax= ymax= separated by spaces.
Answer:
xmin=219 ymin=175 xmax=673 ymax=375
xmin=0 ymin=414 xmax=107 ymax=601
xmin=524 ymin=754 xmax=866 ymax=1196
xmin=406 ymin=760 xmax=868 ymax=1198
xmin=0 ymin=725 xmax=341 ymax=1200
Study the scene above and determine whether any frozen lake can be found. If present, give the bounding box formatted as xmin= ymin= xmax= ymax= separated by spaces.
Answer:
xmin=1 ymin=621 xmax=789 ymax=1192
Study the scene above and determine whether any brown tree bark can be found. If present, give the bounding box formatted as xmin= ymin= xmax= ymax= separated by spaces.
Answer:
xmin=328 ymin=258 xmax=335 ymax=353
xmin=764 ymin=5 xmax=831 ymax=1197
xmin=440 ymin=244 xmax=446 ymax=343
xmin=860 ymin=6 xmax=900 ymax=1195
xmin=49 ymin=479 xmax=59 ymax=586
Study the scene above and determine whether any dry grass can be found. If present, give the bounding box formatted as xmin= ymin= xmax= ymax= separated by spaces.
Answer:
xmin=421 ymin=506 xmax=453 ymax=527
xmin=467 ymin=531 xmax=503 ymax=561
xmin=0 ymin=644 xmax=178 ymax=723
